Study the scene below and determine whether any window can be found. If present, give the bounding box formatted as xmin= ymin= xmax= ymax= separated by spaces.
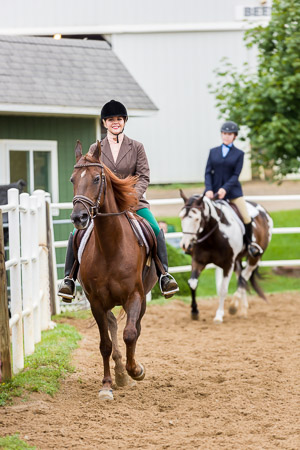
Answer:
xmin=0 ymin=140 xmax=58 ymax=202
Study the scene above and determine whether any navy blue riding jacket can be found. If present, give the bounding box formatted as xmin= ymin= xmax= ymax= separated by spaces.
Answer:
xmin=204 ymin=144 xmax=244 ymax=200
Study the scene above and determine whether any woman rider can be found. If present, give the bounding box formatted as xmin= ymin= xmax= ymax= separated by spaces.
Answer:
xmin=58 ymin=99 xmax=179 ymax=301
xmin=204 ymin=120 xmax=263 ymax=258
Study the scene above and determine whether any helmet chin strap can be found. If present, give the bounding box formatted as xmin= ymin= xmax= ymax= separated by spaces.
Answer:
xmin=111 ymin=126 xmax=125 ymax=143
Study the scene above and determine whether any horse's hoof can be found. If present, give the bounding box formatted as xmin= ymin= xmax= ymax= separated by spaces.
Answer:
xmin=131 ymin=363 xmax=146 ymax=381
xmin=213 ymin=319 xmax=223 ymax=324
xmin=115 ymin=371 xmax=130 ymax=387
xmin=229 ymin=304 xmax=238 ymax=315
xmin=98 ymin=388 xmax=114 ymax=401
xmin=191 ymin=312 xmax=199 ymax=321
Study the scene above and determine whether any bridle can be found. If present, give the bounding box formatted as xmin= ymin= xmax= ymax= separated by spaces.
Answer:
xmin=72 ymin=162 xmax=128 ymax=219
xmin=182 ymin=201 xmax=224 ymax=245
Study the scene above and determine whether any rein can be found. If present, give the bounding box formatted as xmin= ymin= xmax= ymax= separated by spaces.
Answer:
xmin=182 ymin=202 xmax=224 ymax=244
xmin=72 ymin=162 xmax=128 ymax=219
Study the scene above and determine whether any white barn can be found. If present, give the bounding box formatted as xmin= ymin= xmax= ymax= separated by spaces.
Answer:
xmin=0 ymin=0 xmax=271 ymax=183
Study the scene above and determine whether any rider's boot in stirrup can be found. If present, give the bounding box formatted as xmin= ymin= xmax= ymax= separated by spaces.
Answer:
xmin=58 ymin=233 xmax=78 ymax=303
xmin=156 ymin=229 xmax=179 ymax=299
xmin=244 ymin=222 xmax=263 ymax=258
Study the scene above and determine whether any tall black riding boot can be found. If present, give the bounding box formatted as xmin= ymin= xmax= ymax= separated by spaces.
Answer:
xmin=58 ymin=233 xmax=78 ymax=303
xmin=244 ymin=222 xmax=263 ymax=258
xmin=156 ymin=229 xmax=179 ymax=299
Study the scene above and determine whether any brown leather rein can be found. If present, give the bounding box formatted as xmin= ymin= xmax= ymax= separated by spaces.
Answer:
xmin=72 ymin=162 xmax=128 ymax=219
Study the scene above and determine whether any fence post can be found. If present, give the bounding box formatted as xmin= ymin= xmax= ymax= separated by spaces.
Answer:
xmin=34 ymin=190 xmax=51 ymax=331
xmin=30 ymin=195 xmax=41 ymax=344
xmin=45 ymin=194 xmax=60 ymax=315
xmin=0 ymin=210 xmax=12 ymax=381
xmin=8 ymin=188 xmax=24 ymax=373
xmin=20 ymin=193 xmax=35 ymax=356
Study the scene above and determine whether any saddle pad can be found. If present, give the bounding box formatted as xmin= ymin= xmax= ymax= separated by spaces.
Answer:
xmin=78 ymin=221 xmax=94 ymax=263
xmin=246 ymin=201 xmax=259 ymax=218
xmin=217 ymin=200 xmax=245 ymax=234
xmin=127 ymin=212 xmax=150 ymax=255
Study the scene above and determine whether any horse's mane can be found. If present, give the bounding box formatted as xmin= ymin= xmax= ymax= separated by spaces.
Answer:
xmin=84 ymin=152 xmax=138 ymax=212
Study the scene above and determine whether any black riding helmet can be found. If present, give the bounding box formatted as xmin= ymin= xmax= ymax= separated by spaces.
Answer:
xmin=100 ymin=100 xmax=128 ymax=121
xmin=221 ymin=121 xmax=239 ymax=135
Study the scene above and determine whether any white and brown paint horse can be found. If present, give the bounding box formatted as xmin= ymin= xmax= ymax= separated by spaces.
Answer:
xmin=179 ymin=191 xmax=273 ymax=323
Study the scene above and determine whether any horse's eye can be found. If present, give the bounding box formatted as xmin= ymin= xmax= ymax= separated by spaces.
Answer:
xmin=94 ymin=176 xmax=100 ymax=184
xmin=70 ymin=177 xmax=74 ymax=184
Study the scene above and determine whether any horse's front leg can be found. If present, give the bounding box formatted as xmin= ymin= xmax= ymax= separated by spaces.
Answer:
xmin=214 ymin=265 xmax=234 ymax=324
xmin=91 ymin=304 xmax=114 ymax=400
xmin=123 ymin=291 xmax=146 ymax=381
xmin=107 ymin=310 xmax=132 ymax=387
xmin=188 ymin=261 xmax=205 ymax=320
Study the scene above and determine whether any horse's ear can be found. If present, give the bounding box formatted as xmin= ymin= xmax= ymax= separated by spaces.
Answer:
xmin=75 ymin=140 xmax=82 ymax=162
xmin=179 ymin=189 xmax=188 ymax=203
xmin=89 ymin=140 xmax=101 ymax=161
xmin=196 ymin=195 xmax=204 ymax=206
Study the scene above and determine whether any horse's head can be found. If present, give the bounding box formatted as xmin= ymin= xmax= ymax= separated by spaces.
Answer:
xmin=179 ymin=189 xmax=210 ymax=253
xmin=70 ymin=140 xmax=104 ymax=229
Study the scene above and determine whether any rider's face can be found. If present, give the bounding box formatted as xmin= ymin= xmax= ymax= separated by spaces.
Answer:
xmin=104 ymin=116 xmax=125 ymax=135
xmin=221 ymin=132 xmax=236 ymax=146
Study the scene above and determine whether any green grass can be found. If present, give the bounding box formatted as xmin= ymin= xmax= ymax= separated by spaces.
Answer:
xmin=0 ymin=324 xmax=81 ymax=406
xmin=149 ymin=182 xmax=204 ymax=190
xmin=154 ymin=210 xmax=300 ymax=298
xmin=0 ymin=434 xmax=36 ymax=449
xmin=52 ymin=309 xmax=92 ymax=321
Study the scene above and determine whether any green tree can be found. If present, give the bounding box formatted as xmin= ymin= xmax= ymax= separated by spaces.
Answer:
xmin=210 ymin=0 xmax=300 ymax=180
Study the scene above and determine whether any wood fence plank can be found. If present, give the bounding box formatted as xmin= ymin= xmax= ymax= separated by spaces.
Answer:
xmin=0 ymin=210 xmax=12 ymax=381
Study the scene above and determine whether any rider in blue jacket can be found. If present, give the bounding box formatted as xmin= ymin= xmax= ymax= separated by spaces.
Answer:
xmin=205 ymin=121 xmax=263 ymax=258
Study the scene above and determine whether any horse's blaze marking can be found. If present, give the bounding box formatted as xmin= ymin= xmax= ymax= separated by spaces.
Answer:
xmin=81 ymin=170 xmax=86 ymax=178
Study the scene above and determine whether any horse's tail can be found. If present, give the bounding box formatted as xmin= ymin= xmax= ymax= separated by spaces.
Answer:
xmin=238 ymin=267 xmax=267 ymax=301
xmin=249 ymin=267 xmax=267 ymax=301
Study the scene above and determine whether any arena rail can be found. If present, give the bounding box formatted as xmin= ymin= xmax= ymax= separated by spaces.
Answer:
xmin=0 ymin=189 xmax=57 ymax=375
xmin=51 ymin=194 xmax=300 ymax=273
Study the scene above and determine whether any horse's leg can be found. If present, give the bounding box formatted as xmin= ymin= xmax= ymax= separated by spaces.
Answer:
xmin=229 ymin=260 xmax=243 ymax=315
xmin=214 ymin=265 xmax=234 ymax=324
xmin=107 ymin=310 xmax=132 ymax=387
xmin=238 ymin=258 xmax=259 ymax=318
xmin=188 ymin=262 xmax=205 ymax=320
xmin=91 ymin=304 xmax=114 ymax=400
xmin=123 ymin=292 xmax=146 ymax=381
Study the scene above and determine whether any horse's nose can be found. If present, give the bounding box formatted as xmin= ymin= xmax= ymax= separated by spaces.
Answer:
xmin=70 ymin=210 xmax=89 ymax=229
xmin=185 ymin=244 xmax=192 ymax=255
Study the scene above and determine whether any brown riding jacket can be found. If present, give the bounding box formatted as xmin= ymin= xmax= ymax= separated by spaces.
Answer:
xmin=100 ymin=135 xmax=150 ymax=210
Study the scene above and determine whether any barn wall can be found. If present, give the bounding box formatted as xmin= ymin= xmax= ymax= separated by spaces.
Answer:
xmin=0 ymin=115 xmax=96 ymax=202
xmin=0 ymin=115 xmax=96 ymax=271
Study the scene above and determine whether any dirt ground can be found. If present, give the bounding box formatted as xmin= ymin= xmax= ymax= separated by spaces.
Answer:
xmin=1 ymin=292 xmax=299 ymax=449
xmin=147 ymin=179 xmax=300 ymax=216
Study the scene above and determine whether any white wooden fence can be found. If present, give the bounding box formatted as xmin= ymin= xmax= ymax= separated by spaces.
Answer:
xmin=0 ymin=188 xmax=58 ymax=374
xmin=51 ymin=194 xmax=300 ymax=276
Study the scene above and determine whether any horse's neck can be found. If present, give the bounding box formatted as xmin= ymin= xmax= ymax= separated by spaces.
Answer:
xmin=205 ymin=202 xmax=221 ymax=228
xmin=93 ymin=187 xmax=124 ymax=251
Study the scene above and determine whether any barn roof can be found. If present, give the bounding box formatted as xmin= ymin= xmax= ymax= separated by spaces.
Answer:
xmin=0 ymin=35 xmax=157 ymax=116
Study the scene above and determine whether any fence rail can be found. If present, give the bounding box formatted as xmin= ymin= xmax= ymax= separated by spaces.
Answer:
xmin=51 ymin=195 xmax=300 ymax=275
xmin=0 ymin=189 xmax=57 ymax=375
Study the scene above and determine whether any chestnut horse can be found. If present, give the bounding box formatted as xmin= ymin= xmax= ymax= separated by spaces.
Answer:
xmin=70 ymin=141 xmax=157 ymax=400
xmin=179 ymin=191 xmax=273 ymax=323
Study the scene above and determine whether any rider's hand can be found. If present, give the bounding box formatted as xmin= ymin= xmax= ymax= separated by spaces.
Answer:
xmin=205 ymin=190 xmax=214 ymax=199
xmin=217 ymin=188 xmax=226 ymax=199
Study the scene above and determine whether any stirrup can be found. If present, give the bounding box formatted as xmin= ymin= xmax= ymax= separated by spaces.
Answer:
xmin=159 ymin=273 xmax=179 ymax=297
xmin=58 ymin=277 xmax=75 ymax=302
xmin=248 ymin=242 xmax=263 ymax=257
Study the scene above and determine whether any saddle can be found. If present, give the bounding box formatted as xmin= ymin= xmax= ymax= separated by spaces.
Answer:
xmin=228 ymin=202 xmax=244 ymax=222
xmin=72 ymin=211 xmax=164 ymax=276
